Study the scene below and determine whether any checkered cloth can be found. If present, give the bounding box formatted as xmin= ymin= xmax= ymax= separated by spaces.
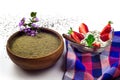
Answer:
xmin=63 ymin=31 xmax=120 ymax=80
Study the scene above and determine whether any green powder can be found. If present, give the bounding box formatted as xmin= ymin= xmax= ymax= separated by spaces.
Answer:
xmin=11 ymin=32 xmax=60 ymax=58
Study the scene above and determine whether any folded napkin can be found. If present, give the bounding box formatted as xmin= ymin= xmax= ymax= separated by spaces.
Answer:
xmin=63 ymin=31 xmax=120 ymax=80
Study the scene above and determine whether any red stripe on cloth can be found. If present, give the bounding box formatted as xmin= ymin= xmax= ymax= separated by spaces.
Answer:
xmin=113 ymin=67 xmax=120 ymax=78
xmin=84 ymin=72 xmax=94 ymax=80
xmin=82 ymin=54 xmax=92 ymax=74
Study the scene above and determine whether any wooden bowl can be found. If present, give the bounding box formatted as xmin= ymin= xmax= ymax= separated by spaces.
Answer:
xmin=6 ymin=28 xmax=64 ymax=70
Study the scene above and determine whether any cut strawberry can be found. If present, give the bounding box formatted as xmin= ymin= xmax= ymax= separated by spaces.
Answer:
xmin=74 ymin=31 xmax=84 ymax=40
xmin=68 ymin=27 xmax=81 ymax=43
xmin=70 ymin=34 xmax=80 ymax=43
xmin=79 ymin=23 xmax=89 ymax=34
xmin=92 ymin=42 xmax=101 ymax=48
xmin=100 ymin=21 xmax=113 ymax=35
xmin=100 ymin=33 xmax=110 ymax=42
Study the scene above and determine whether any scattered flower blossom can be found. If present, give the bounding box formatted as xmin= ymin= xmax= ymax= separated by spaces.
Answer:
xmin=31 ymin=23 xmax=39 ymax=28
xmin=33 ymin=17 xmax=39 ymax=22
xmin=18 ymin=12 xmax=39 ymax=36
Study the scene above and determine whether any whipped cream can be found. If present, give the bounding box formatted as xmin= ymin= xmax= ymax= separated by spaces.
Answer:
xmin=80 ymin=30 xmax=110 ymax=47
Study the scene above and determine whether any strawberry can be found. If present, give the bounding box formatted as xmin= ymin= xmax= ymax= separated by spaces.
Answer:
xmin=92 ymin=42 xmax=101 ymax=48
xmin=100 ymin=33 xmax=110 ymax=42
xmin=74 ymin=31 xmax=84 ymax=40
xmin=79 ymin=23 xmax=89 ymax=34
xmin=100 ymin=21 xmax=113 ymax=35
xmin=70 ymin=34 xmax=80 ymax=43
xmin=68 ymin=27 xmax=83 ymax=43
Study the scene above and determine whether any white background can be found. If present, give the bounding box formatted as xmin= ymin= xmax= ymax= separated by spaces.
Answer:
xmin=0 ymin=0 xmax=120 ymax=80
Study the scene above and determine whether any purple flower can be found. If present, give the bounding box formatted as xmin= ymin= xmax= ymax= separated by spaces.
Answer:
xmin=19 ymin=17 xmax=25 ymax=27
xmin=30 ymin=30 xmax=37 ymax=36
xmin=33 ymin=17 xmax=39 ymax=22
xmin=27 ymin=28 xmax=31 ymax=32
xmin=30 ymin=30 xmax=36 ymax=34
xmin=31 ymin=23 xmax=39 ymax=28
xmin=24 ymin=28 xmax=28 ymax=33
xmin=23 ymin=28 xmax=30 ymax=33
xmin=18 ymin=12 xmax=40 ymax=37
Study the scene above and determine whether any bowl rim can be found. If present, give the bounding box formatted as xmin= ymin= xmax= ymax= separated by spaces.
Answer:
xmin=6 ymin=27 xmax=64 ymax=59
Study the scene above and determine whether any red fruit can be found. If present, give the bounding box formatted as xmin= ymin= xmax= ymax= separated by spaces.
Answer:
xmin=79 ymin=23 xmax=89 ymax=34
xmin=70 ymin=34 xmax=80 ymax=43
xmin=68 ymin=27 xmax=81 ymax=43
xmin=92 ymin=42 xmax=101 ymax=48
xmin=74 ymin=31 xmax=84 ymax=40
xmin=100 ymin=21 xmax=113 ymax=35
xmin=100 ymin=33 xmax=110 ymax=42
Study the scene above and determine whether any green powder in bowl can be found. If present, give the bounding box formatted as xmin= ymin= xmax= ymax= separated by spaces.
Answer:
xmin=11 ymin=32 xmax=60 ymax=58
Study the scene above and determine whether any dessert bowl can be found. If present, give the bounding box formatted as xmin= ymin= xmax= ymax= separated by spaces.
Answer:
xmin=63 ymin=21 xmax=114 ymax=54
xmin=6 ymin=28 xmax=64 ymax=70
xmin=70 ymin=29 xmax=114 ymax=53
